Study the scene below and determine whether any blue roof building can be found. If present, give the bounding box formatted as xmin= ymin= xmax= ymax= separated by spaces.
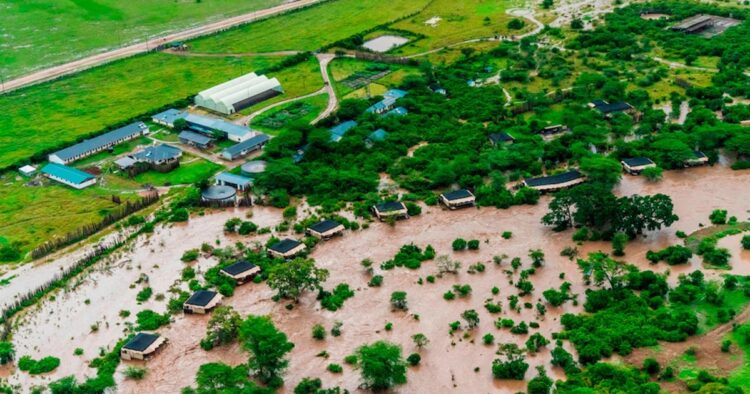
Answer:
xmin=179 ymin=131 xmax=214 ymax=149
xmin=366 ymin=129 xmax=389 ymax=147
xmin=365 ymin=89 xmax=408 ymax=114
xmin=221 ymin=133 xmax=270 ymax=160
xmin=152 ymin=109 xmax=187 ymax=127
xmin=385 ymin=106 xmax=408 ymax=117
xmin=49 ymin=122 xmax=148 ymax=164
xmin=329 ymin=120 xmax=358 ymax=142
xmin=42 ymin=163 xmax=97 ymax=189
xmin=184 ymin=114 xmax=253 ymax=142
xmin=215 ymin=172 xmax=253 ymax=191
xmin=131 ymin=144 xmax=182 ymax=164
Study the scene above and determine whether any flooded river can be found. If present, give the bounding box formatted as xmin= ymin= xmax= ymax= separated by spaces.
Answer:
xmin=3 ymin=165 xmax=749 ymax=393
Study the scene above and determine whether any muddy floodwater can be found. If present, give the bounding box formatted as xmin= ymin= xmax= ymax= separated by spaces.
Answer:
xmin=4 ymin=166 xmax=750 ymax=393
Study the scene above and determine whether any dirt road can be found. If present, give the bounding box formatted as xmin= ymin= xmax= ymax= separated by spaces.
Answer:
xmin=0 ymin=0 xmax=324 ymax=94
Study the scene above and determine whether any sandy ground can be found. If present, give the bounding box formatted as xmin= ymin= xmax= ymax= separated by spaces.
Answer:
xmin=1 ymin=165 xmax=749 ymax=393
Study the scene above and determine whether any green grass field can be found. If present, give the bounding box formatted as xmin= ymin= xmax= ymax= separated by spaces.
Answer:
xmin=188 ymin=0 xmax=430 ymax=54
xmin=131 ymin=155 xmax=223 ymax=187
xmin=0 ymin=53 xmax=281 ymax=170
xmin=0 ymin=0 xmax=283 ymax=79
xmin=251 ymin=94 xmax=329 ymax=134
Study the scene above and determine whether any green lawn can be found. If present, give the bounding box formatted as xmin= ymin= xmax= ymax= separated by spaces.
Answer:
xmin=0 ymin=0 xmax=283 ymax=78
xmin=188 ymin=0 xmax=430 ymax=54
xmin=131 ymin=155 xmax=224 ymax=186
xmin=728 ymin=323 xmax=750 ymax=389
xmin=0 ymin=53 xmax=281 ymax=170
xmin=251 ymin=94 xmax=329 ymax=134
xmin=0 ymin=173 xmax=139 ymax=258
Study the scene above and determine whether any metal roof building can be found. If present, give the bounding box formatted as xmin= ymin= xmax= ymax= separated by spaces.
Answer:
xmin=184 ymin=114 xmax=253 ymax=142
xmin=215 ymin=172 xmax=253 ymax=191
xmin=195 ymin=72 xmax=283 ymax=115
xmin=42 ymin=163 xmax=96 ymax=189
xmin=152 ymin=109 xmax=187 ymax=128
xmin=365 ymin=89 xmax=408 ymax=114
xmin=179 ymin=130 xmax=214 ymax=149
xmin=131 ymin=144 xmax=182 ymax=164
xmin=221 ymin=133 xmax=270 ymax=160
xmin=330 ymin=121 xmax=358 ymax=143
xmin=49 ymin=122 xmax=148 ymax=164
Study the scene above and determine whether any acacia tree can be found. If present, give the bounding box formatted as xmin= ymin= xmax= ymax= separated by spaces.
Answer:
xmin=577 ymin=252 xmax=628 ymax=289
xmin=239 ymin=315 xmax=295 ymax=387
xmin=201 ymin=306 xmax=242 ymax=350
xmin=492 ymin=343 xmax=529 ymax=380
xmin=356 ymin=341 xmax=407 ymax=391
xmin=267 ymin=258 xmax=329 ymax=301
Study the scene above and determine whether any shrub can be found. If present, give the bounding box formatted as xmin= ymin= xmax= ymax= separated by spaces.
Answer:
xmin=283 ymin=206 xmax=297 ymax=220
xmin=484 ymin=301 xmax=502 ymax=314
xmin=181 ymin=249 xmax=199 ymax=262
xmin=453 ymin=284 xmax=472 ymax=297
xmin=406 ymin=353 xmax=421 ymax=366
xmin=17 ymin=356 xmax=60 ymax=374
xmin=467 ymin=240 xmax=480 ymax=250
xmin=483 ymin=333 xmax=495 ymax=345
xmin=238 ymin=221 xmax=258 ymax=235
xmin=443 ymin=291 xmax=455 ymax=300
xmin=572 ymin=227 xmax=589 ymax=242
xmin=169 ymin=208 xmax=189 ymax=222
xmin=405 ymin=202 xmax=422 ymax=216
xmin=331 ymin=321 xmax=343 ymax=337
xmin=742 ymin=235 xmax=750 ymax=250
xmin=709 ymin=209 xmax=728 ymax=225
xmin=123 ymin=366 xmax=147 ymax=380
xmin=327 ymin=363 xmax=343 ymax=373
xmin=136 ymin=310 xmax=170 ymax=330
xmin=641 ymin=166 xmax=663 ymax=181
xmin=136 ymin=287 xmax=153 ymax=302
xmin=721 ymin=340 xmax=732 ymax=353
xmin=643 ymin=358 xmax=660 ymax=375
xmin=452 ymin=238 xmax=467 ymax=251
xmin=312 ymin=324 xmax=326 ymax=340
xmin=319 ymin=283 xmax=355 ymax=311
xmin=368 ymin=275 xmax=383 ymax=287
xmin=510 ymin=322 xmax=528 ymax=335
xmin=74 ymin=348 xmax=83 ymax=356
xmin=502 ymin=231 xmax=513 ymax=239
xmin=0 ymin=342 xmax=14 ymax=364
xmin=390 ymin=291 xmax=408 ymax=310
xmin=344 ymin=355 xmax=358 ymax=364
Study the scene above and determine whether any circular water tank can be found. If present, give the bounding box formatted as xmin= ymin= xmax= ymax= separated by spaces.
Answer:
xmin=201 ymin=185 xmax=237 ymax=201
xmin=240 ymin=160 xmax=267 ymax=177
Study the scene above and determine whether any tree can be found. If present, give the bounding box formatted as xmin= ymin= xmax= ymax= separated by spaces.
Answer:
xmin=412 ymin=333 xmax=429 ymax=349
xmin=462 ymin=309 xmax=480 ymax=329
xmin=201 ymin=306 xmax=242 ymax=350
xmin=578 ymin=252 xmax=627 ymax=289
xmin=611 ymin=232 xmax=628 ymax=256
xmin=641 ymin=166 xmax=663 ymax=181
xmin=709 ymin=209 xmax=728 ymax=225
xmin=580 ymin=156 xmax=622 ymax=188
xmin=541 ymin=0 xmax=554 ymax=9
xmin=508 ymin=18 xmax=526 ymax=30
xmin=267 ymin=258 xmax=329 ymax=301
xmin=239 ymin=315 xmax=295 ymax=387
xmin=527 ymin=366 xmax=553 ymax=394
xmin=0 ymin=342 xmax=14 ymax=364
xmin=492 ymin=343 xmax=529 ymax=380
xmin=742 ymin=235 xmax=750 ymax=250
xmin=173 ymin=118 xmax=187 ymax=132
xmin=190 ymin=362 xmax=270 ymax=393
xmin=436 ymin=255 xmax=461 ymax=274
xmin=614 ymin=194 xmax=678 ymax=238
xmin=525 ymin=333 xmax=549 ymax=353
xmin=356 ymin=341 xmax=407 ymax=391
xmin=390 ymin=291 xmax=408 ymax=310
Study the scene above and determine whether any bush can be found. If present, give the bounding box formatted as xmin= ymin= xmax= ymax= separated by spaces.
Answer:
xmin=467 ymin=240 xmax=480 ymax=250
xmin=406 ymin=353 xmax=421 ymax=366
xmin=641 ymin=166 xmax=663 ymax=181
xmin=483 ymin=333 xmax=495 ymax=345
xmin=319 ymin=283 xmax=355 ymax=311
xmin=405 ymin=202 xmax=422 ymax=216
xmin=443 ymin=291 xmax=455 ymax=300
xmin=0 ymin=342 xmax=14 ymax=364
xmin=169 ymin=208 xmax=189 ymax=222
xmin=136 ymin=287 xmax=153 ymax=302
xmin=742 ymin=235 xmax=750 ymax=250
xmin=646 ymin=245 xmax=693 ymax=265
xmin=709 ymin=209 xmax=728 ymax=225
xmin=368 ymin=275 xmax=383 ymax=287
xmin=123 ymin=366 xmax=147 ymax=380
xmin=238 ymin=221 xmax=258 ymax=235
xmin=312 ymin=324 xmax=326 ymax=340
xmin=181 ymin=249 xmax=199 ymax=262
xmin=17 ymin=356 xmax=60 ymax=374
xmin=136 ymin=310 xmax=170 ymax=330
xmin=643 ymin=358 xmax=660 ymax=375
xmin=327 ymin=363 xmax=343 ymax=373
xmin=452 ymin=238 xmax=467 ymax=251
xmin=390 ymin=291 xmax=408 ymax=310
xmin=502 ymin=231 xmax=513 ymax=239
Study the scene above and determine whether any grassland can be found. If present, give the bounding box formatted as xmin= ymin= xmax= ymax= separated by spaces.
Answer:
xmin=252 ymin=94 xmax=330 ymax=134
xmin=131 ymin=155 xmax=224 ymax=186
xmin=0 ymin=0 xmax=283 ymax=78
xmin=188 ymin=0 xmax=431 ymax=54
xmin=0 ymin=53 xmax=281 ymax=170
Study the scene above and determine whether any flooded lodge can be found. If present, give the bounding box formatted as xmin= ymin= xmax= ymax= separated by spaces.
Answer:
xmin=522 ymin=170 xmax=586 ymax=192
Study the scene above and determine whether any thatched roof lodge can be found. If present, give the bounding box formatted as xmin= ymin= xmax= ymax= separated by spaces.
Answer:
xmin=522 ymin=170 xmax=586 ymax=192
xmin=439 ymin=189 xmax=476 ymax=209
xmin=306 ymin=219 xmax=345 ymax=240
xmin=219 ymin=260 xmax=261 ymax=284
xmin=268 ymin=238 xmax=306 ymax=259
xmin=372 ymin=201 xmax=408 ymax=221
xmin=121 ymin=333 xmax=167 ymax=360
xmin=621 ymin=157 xmax=656 ymax=175
xmin=183 ymin=290 xmax=222 ymax=314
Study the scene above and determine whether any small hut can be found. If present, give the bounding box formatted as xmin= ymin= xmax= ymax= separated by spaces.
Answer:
xmin=685 ymin=151 xmax=709 ymax=167
xmin=306 ymin=219 xmax=345 ymax=240
xmin=372 ymin=201 xmax=408 ymax=221
xmin=621 ymin=157 xmax=656 ymax=175
xmin=121 ymin=333 xmax=167 ymax=361
xmin=268 ymin=238 xmax=306 ymax=259
xmin=183 ymin=290 xmax=222 ymax=314
xmin=439 ymin=189 xmax=476 ymax=209
xmin=219 ymin=260 xmax=261 ymax=284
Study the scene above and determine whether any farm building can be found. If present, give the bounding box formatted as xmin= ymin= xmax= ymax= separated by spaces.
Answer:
xmin=522 ymin=170 xmax=585 ymax=192
xmin=240 ymin=160 xmax=267 ymax=177
xmin=589 ymin=100 xmax=635 ymax=117
xmin=685 ymin=150 xmax=709 ymax=166
xmin=183 ymin=290 xmax=222 ymax=314
xmin=184 ymin=114 xmax=253 ymax=142
xmin=539 ymin=125 xmax=569 ymax=136
xmin=330 ymin=121 xmax=358 ymax=143
xmin=440 ymin=189 xmax=476 ymax=209
xmin=19 ymin=165 xmax=37 ymax=177
xmin=488 ymin=132 xmax=514 ymax=145
xmin=385 ymin=106 xmax=408 ymax=117
xmin=365 ymin=89 xmax=408 ymax=114
xmin=179 ymin=131 xmax=214 ymax=149
xmin=366 ymin=128 xmax=389 ymax=147
xmin=306 ymin=219 xmax=345 ymax=239
xmin=117 ymin=144 xmax=182 ymax=171
xmin=201 ymin=185 xmax=237 ymax=204
xmin=220 ymin=260 xmax=261 ymax=284
xmin=195 ymin=72 xmax=283 ymax=115
xmin=48 ymin=122 xmax=148 ymax=164
xmin=672 ymin=14 xmax=714 ymax=33
xmin=152 ymin=109 xmax=187 ymax=128
xmin=373 ymin=201 xmax=408 ymax=221
xmin=215 ymin=172 xmax=252 ymax=191
xmin=41 ymin=163 xmax=96 ymax=189
xmin=621 ymin=157 xmax=656 ymax=175
xmin=268 ymin=238 xmax=306 ymax=259
xmin=120 ymin=333 xmax=167 ymax=361
xmin=221 ymin=133 xmax=270 ymax=160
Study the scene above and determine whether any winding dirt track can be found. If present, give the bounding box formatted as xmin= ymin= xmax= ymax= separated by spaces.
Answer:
xmin=0 ymin=0 xmax=324 ymax=94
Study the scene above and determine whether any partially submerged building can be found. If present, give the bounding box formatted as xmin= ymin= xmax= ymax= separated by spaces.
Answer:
xmin=440 ymin=189 xmax=476 ymax=209
xmin=306 ymin=219 xmax=345 ymax=239
xmin=49 ymin=122 xmax=148 ymax=164
xmin=221 ymin=133 xmax=270 ymax=160
xmin=268 ymin=238 xmax=306 ymax=259
xmin=685 ymin=150 xmax=709 ymax=166
xmin=488 ymin=132 xmax=514 ymax=145
xmin=372 ymin=201 xmax=408 ymax=221
xmin=121 ymin=333 xmax=167 ymax=361
xmin=42 ymin=163 xmax=96 ymax=189
xmin=621 ymin=157 xmax=656 ymax=175
xmin=220 ymin=260 xmax=261 ymax=284
xmin=522 ymin=170 xmax=586 ymax=192
xmin=215 ymin=172 xmax=252 ymax=191
xmin=366 ymin=89 xmax=408 ymax=114
xmin=195 ymin=72 xmax=283 ymax=115
xmin=330 ymin=121 xmax=358 ymax=143
xmin=179 ymin=131 xmax=214 ymax=150
xmin=183 ymin=290 xmax=222 ymax=314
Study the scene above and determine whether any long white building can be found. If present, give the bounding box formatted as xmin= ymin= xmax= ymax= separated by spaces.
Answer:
xmin=195 ymin=73 xmax=283 ymax=115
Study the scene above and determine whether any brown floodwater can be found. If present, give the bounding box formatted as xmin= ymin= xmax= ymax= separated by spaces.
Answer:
xmin=5 ymin=165 xmax=750 ymax=393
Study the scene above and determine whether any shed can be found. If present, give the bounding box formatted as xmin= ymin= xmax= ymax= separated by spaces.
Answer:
xmin=49 ymin=122 xmax=148 ymax=164
xmin=440 ymin=189 xmax=476 ymax=209
xmin=184 ymin=114 xmax=253 ymax=142
xmin=621 ymin=157 xmax=656 ymax=174
xmin=179 ymin=131 xmax=214 ymax=149
xmin=195 ymin=72 xmax=283 ymax=115
xmin=183 ymin=290 xmax=222 ymax=314
xmin=522 ymin=170 xmax=585 ymax=192
xmin=329 ymin=121 xmax=358 ymax=143
xmin=220 ymin=260 xmax=261 ymax=284
xmin=215 ymin=172 xmax=252 ymax=191
xmin=221 ymin=134 xmax=270 ymax=160
xmin=121 ymin=333 xmax=167 ymax=360
xmin=306 ymin=219 xmax=345 ymax=239
xmin=41 ymin=163 xmax=96 ymax=189
xmin=152 ymin=109 xmax=187 ymax=128
xmin=19 ymin=165 xmax=37 ymax=177
xmin=268 ymin=238 xmax=306 ymax=259
xmin=488 ymin=132 xmax=514 ymax=145
xmin=372 ymin=201 xmax=408 ymax=221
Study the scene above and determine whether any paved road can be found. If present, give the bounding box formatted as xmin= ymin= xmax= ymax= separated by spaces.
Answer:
xmin=0 ymin=0 xmax=323 ymax=94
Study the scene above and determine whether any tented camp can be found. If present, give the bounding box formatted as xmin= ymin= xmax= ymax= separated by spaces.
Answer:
xmin=621 ymin=157 xmax=656 ymax=174
xmin=183 ymin=290 xmax=222 ymax=314
xmin=373 ymin=201 xmax=408 ymax=221
xmin=195 ymin=72 xmax=283 ymax=115
xmin=306 ymin=219 xmax=345 ymax=239
xmin=121 ymin=333 xmax=167 ymax=360
xmin=219 ymin=260 xmax=261 ymax=284
xmin=685 ymin=151 xmax=709 ymax=166
xmin=268 ymin=238 xmax=306 ymax=259
xmin=522 ymin=170 xmax=586 ymax=192
xmin=440 ymin=189 xmax=476 ymax=209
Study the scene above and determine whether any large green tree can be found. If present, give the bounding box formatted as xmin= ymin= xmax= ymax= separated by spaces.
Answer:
xmin=239 ymin=315 xmax=295 ymax=387
xmin=356 ymin=341 xmax=407 ymax=391
xmin=267 ymin=258 xmax=329 ymax=301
